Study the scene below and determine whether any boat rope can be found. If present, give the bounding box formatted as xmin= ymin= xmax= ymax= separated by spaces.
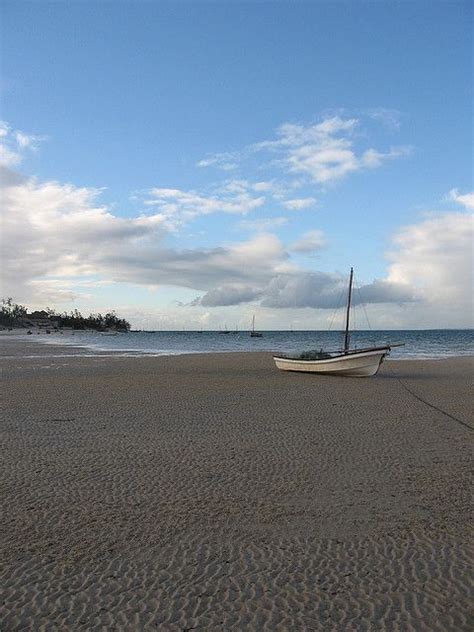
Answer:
xmin=327 ymin=285 xmax=346 ymax=332
xmin=354 ymin=276 xmax=373 ymax=332
xmin=351 ymin=296 xmax=357 ymax=337
xmin=387 ymin=363 xmax=474 ymax=431
xmin=353 ymin=274 xmax=380 ymax=349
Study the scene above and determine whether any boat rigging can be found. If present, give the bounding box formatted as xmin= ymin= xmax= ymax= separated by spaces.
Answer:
xmin=273 ymin=267 xmax=403 ymax=377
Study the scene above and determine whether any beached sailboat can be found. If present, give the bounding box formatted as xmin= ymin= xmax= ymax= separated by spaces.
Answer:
xmin=250 ymin=314 xmax=263 ymax=338
xmin=273 ymin=268 xmax=401 ymax=377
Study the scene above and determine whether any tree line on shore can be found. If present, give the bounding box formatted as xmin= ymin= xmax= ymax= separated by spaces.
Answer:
xmin=1 ymin=298 xmax=131 ymax=331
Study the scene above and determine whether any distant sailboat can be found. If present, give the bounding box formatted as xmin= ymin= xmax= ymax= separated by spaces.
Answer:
xmin=219 ymin=324 xmax=231 ymax=334
xmin=273 ymin=268 xmax=402 ymax=377
xmin=250 ymin=315 xmax=263 ymax=338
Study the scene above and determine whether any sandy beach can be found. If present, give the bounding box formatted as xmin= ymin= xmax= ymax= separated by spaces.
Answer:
xmin=1 ymin=338 xmax=472 ymax=630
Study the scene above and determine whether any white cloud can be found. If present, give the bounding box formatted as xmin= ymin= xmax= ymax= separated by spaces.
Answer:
xmin=388 ymin=211 xmax=473 ymax=298
xmin=7 ymin=166 xmax=467 ymax=326
xmin=198 ymin=285 xmax=263 ymax=307
xmin=289 ymin=230 xmax=326 ymax=253
xmin=253 ymin=181 xmax=273 ymax=192
xmin=238 ymin=217 xmax=288 ymax=231
xmin=0 ymin=122 xmax=45 ymax=168
xmin=286 ymin=131 xmax=409 ymax=183
xmin=0 ymin=145 xmax=21 ymax=168
xmin=361 ymin=146 xmax=411 ymax=169
xmin=282 ymin=197 xmax=316 ymax=210
xmin=253 ymin=115 xmax=411 ymax=184
xmin=195 ymin=114 xmax=411 ymax=189
xmin=0 ymin=172 xmax=286 ymax=305
xmin=448 ymin=188 xmax=474 ymax=210
xmin=0 ymin=165 xmax=432 ymax=319
xmin=259 ymin=272 xmax=416 ymax=309
xmin=195 ymin=266 xmax=416 ymax=309
xmin=15 ymin=131 xmax=45 ymax=150
xmin=1 ymin=176 xmax=166 ymax=302
xmin=217 ymin=179 xmax=250 ymax=194
xmin=366 ymin=108 xmax=402 ymax=132
xmin=201 ymin=209 xmax=473 ymax=326
xmin=196 ymin=151 xmax=239 ymax=171
xmin=3 ymin=119 xmax=469 ymax=328
xmin=287 ymin=141 xmax=359 ymax=183
xmin=386 ymin=211 xmax=473 ymax=326
xmin=144 ymin=186 xmax=265 ymax=228
xmin=216 ymin=179 xmax=276 ymax=195
xmin=255 ymin=117 xmax=358 ymax=150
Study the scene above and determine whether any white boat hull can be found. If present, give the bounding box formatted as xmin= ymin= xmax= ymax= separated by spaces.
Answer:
xmin=273 ymin=348 xmax=389 ymax=377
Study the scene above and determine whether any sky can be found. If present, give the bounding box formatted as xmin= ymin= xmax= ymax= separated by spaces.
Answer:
xmin=1 ymin=0 xmax=473 ymax=330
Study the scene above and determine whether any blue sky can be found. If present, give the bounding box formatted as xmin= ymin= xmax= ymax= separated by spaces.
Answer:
xmin=1 ymin=1 xmax=473 ymax=328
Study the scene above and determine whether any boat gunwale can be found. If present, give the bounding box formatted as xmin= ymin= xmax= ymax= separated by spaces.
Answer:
xmin=273 ymin=345 xmax=392 ymax=364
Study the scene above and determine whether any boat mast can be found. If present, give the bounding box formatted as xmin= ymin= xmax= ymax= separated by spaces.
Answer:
xmin=252 ymin=314 xmax=255 ymax=332
xmin=343 ymin=267 xmax=354 ymax=354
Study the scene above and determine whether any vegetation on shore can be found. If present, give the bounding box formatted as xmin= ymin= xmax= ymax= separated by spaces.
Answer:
xmin=0 ymin=298 xmax=27 ymax=327
xmin=1 ymin=298 xmax=131 ymax=331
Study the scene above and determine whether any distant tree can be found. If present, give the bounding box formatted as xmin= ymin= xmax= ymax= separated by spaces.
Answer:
xmin=0 ymin=298 xmax=130 ymax=331
xmin=0 ymin=298 xmax=27 ymax=327
xmin=45 ymin=307 xmax=58 ymax=318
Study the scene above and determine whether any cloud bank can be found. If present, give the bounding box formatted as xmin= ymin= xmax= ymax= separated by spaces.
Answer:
xmin=199 ymin=115 xmax=411 ymax=187
xmin=1 ymin=118 xmax=471 ymax=328
xmin=1 ymin=169 xmax=419 ymax=313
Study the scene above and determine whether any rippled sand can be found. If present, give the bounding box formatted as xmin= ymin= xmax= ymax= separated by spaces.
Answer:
xmin=1 ymin=340 xmax=472 ymax=630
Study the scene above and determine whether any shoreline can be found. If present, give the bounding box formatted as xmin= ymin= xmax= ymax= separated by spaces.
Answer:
xmin=1 ymin=335 xmax=473 ymax=361
xmin=1 ymin=343 xmax=472 ymax=629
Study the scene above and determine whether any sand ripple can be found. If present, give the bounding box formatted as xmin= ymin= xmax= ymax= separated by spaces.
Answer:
xmin=1 ymin=351 xmax=472 ymax=630
xmin=2 ymin=533 xmax=472 ymax=630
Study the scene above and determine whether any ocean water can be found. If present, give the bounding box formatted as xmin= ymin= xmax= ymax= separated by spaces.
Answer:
xmin=26 ymin=329 xmax=474 ymax=359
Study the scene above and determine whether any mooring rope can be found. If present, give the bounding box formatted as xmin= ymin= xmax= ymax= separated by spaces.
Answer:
xmin=387 ymin=362 xmax=474 ymax=431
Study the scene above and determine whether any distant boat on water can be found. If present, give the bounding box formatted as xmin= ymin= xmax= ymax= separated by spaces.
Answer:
xmin=219 ymin=324 xmax=231 ymax=334
xmin=250 ymin=315 xmax=263 ymax=338
xmin=273 ymin=268 xmax=402 ymax=377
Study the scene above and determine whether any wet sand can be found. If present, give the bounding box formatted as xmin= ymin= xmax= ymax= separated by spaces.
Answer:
xmin=1 ymin=339 xmax=473 ymax=630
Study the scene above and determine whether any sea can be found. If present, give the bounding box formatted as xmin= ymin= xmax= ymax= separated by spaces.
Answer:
xmin=22 ymin=329 xmax=474 ymax=360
